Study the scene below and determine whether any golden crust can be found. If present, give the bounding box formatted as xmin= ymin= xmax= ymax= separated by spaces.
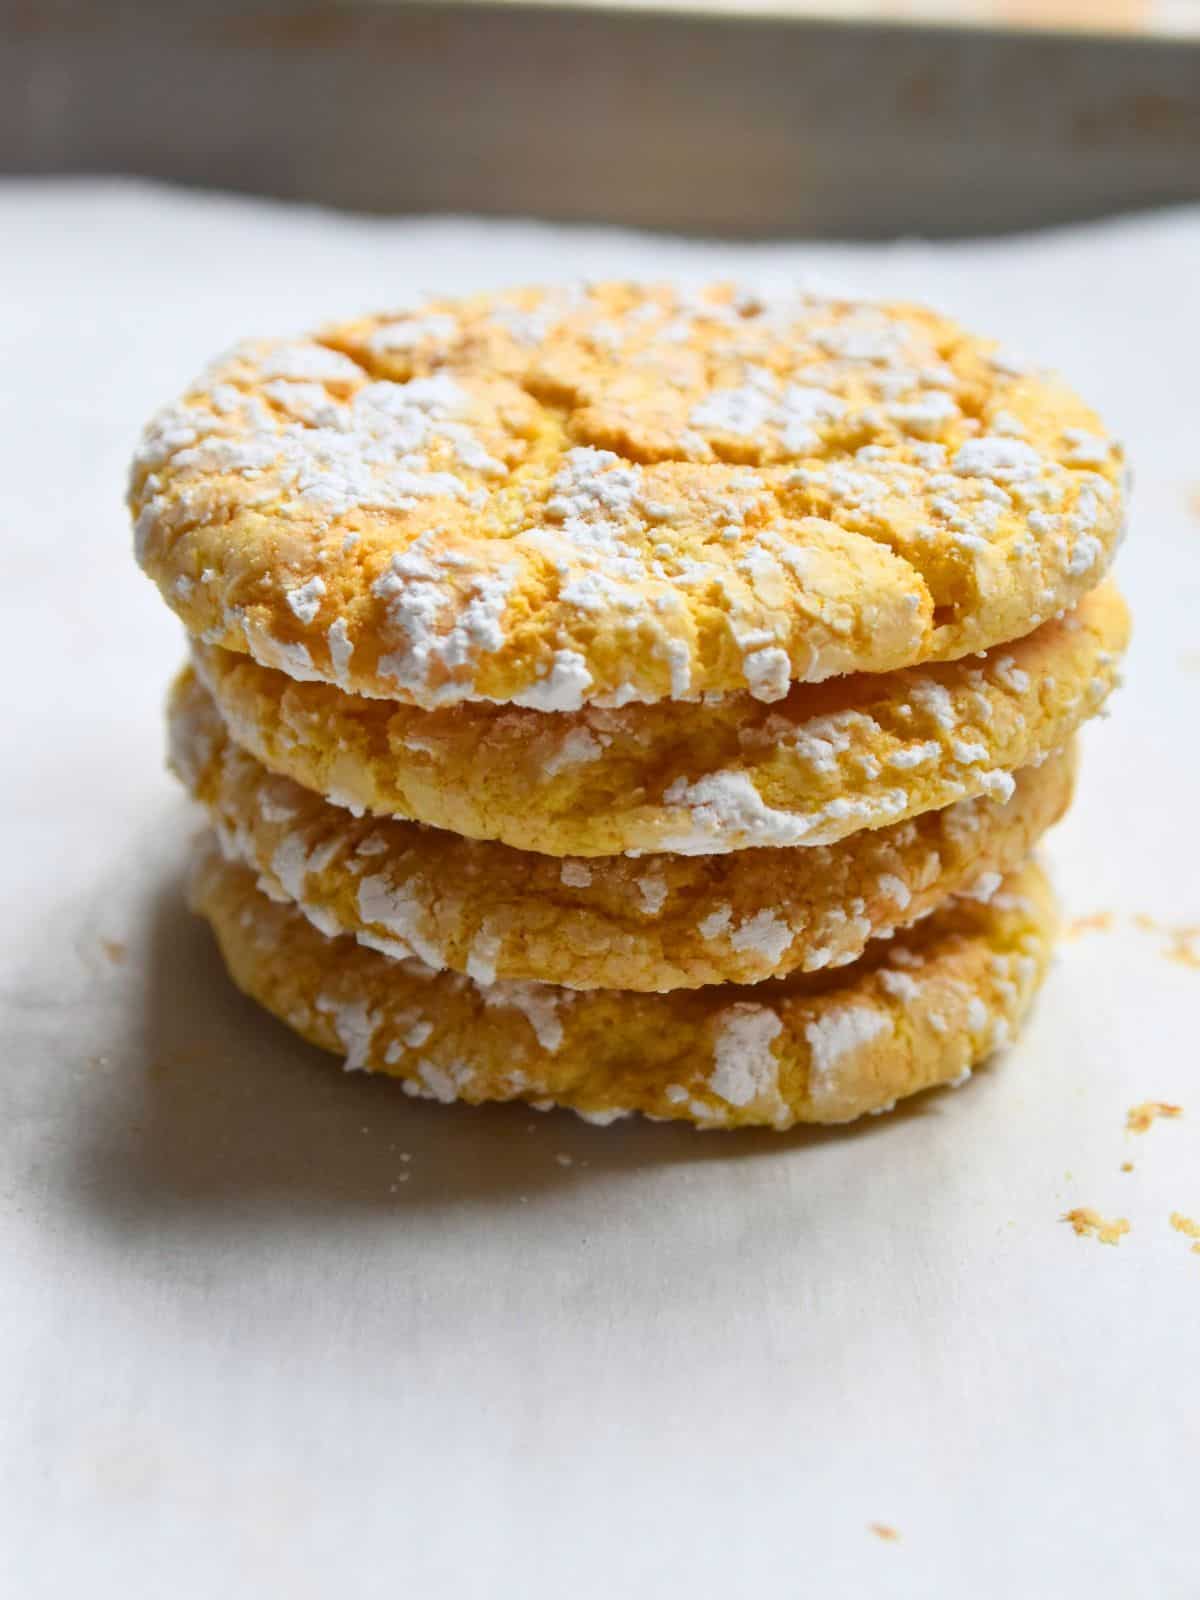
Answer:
xmin=172 ymin=665 xmax=1075 ymax=992
xmin=131 ymin=284 xmax=1124 ymax=710
xmin=189 ymin=844 xmax=1057 ymax=1129
xmin=192 ymin=581 xmax=1127 ymax=858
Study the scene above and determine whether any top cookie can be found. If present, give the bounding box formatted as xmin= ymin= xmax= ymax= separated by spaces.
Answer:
xmin=130 ymin=283 xmax=1125 ymax=709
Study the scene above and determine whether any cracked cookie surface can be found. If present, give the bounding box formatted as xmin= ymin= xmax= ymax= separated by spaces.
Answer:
xmin=192 ymin=581 xmax=1127 ymax=857
xmin=172 ymin=667 xmax=1074 ymax=991
xmin=131 ymin=284 xmax=1125 ymax=709
xmin=190 ymin=845 xmax=1056 ymax=1128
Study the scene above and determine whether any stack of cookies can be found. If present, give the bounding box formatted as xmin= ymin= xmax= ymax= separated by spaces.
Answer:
xmin=130 ymin=284 xmax=1129 ymax=1129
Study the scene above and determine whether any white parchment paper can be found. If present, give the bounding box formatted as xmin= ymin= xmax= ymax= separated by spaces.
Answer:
xmin=2 ymin=181 xmax=1197 ymax=1599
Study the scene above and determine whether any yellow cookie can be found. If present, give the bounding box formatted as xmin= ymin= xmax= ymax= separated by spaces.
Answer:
xmin=193 ymin=580 xmax=1126 ymax=858
xmin=190 ymin=844 xmax=1056 ymax=1129
xmin=131 ymin=283 xmax=1125 ymax=710
xmin=172 ymin=664 xmax=1075 ymax=992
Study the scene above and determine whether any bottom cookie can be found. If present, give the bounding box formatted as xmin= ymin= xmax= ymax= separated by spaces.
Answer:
xmin=190 ymin=841 xmax=1056 ymax=1129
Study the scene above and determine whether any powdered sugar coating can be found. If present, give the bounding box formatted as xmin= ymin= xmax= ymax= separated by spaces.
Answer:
xmin=132 ymin=283 xmax=1125 ymax=709
xmin=190 ymin=844 xmax=1057 ymax=1129
xmin=193 ymin=581 xmax=1125 ymax=859
xmin=805 ymin=1005 xmax=893 ymax=1112
xmin=708 ymin=1006 xmax=786 ymax=1122
xmin=173 ymin=665 xmax=1076 ymax=995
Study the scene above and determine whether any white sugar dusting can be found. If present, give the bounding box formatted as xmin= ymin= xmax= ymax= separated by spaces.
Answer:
xmin=480 ymin=980 xmax=566 ymax=1054
xmin=708 ymin=1005 xmax=784 ymax=1113
xmin=887 ymin=740 xmax=941 ymax=770
xmin=512 ymin=650 xmax=594 ymax=713
xmin=575 ymin=1107 xmax=631 ymax=1126
xmin=241 ymin=620 xmax=322 ymax=682
xmin=257 ymin=790 xmax=298 ymax=825
xmin=698 ymin=904 xmax=732 ymax=940
xmin=327 ymin=618 xmax=354 ymax=679
xmin=368 ymin=313 xmax=458 ymax=353
xmin=805 ymin=1004 xmax=892 ymax=1107
xmin=978 ymin=769 xmax=1017 ymax=802
xmin=374 ymin=546 xmax=517 ymax=701
xmin=952 ymin=436 xmax=1044 ymax=483
xmin=962 ymin=870 xmax=1003 ymax=903
xmin=408 ymin=1059 xmax=476 ymax=1104
xmin=543 ymin=726 xmax=602 ymax=776
xmin=690 ymin=372 xmax=847 ymax=454
xmin=879 ymin=969 xmax=921 ymax=1001
xmin=315 ymin=996 xmax=377 ymax=1073
xmin=728 ymin=909 xmax=793 ymax=965
xmin=357 ymin=875 xmax=444 ymax=969
xmin=743 ymin=645 xmax=792 ymax=703
xmin=660 ymin=771 xmax=816 ymax=852
xmin=876 ymin=874 xmax=912 ymax=910
xmin=135 ymin=289 xmax=1123 ymax=720
xmin=636 ymin=871 xmax=669 ymax=916
xmin=465 ymin=925 xmax=503 ymax=986
xmin=1061 ymin=428 xmax=1113 ymax=467
xmin=285 ymin=575 xmax=325 ymax=625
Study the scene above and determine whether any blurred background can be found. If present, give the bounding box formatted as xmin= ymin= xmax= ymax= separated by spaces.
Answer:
xmin=4 ymin=0 xmax=1200 ymax=236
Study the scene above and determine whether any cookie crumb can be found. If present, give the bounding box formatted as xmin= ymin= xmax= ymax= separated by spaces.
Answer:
xmin=100 ymin=938 xmax=127 ymax=965
xmin=1133 ymin=917 xmax=1200 ymax=969
xmin=1065 ymin=911 xmax=1112 ymax=939
xmin=1165 ymin=927 xmax=1200 ymax=970
xmin=869 ymin=1523 xmax=901 ymax=1543
xmin=1126 ymin=1101 xmax=1183 ymax=1135
xmin=1061 ymin=1208 xmax=1130 ymax=1246
xmin=1169 ymin=1213 xmax=1200 ymax=1255
xmin=1120 ymin=1161 xmax=1134 ymax=1173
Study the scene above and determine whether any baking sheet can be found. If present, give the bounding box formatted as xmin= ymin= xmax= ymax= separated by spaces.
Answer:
xmin=8 ymin=9 xmax=1200 ymax=236
xmin=2 ymin=180 xmax=1197 ymax=1598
